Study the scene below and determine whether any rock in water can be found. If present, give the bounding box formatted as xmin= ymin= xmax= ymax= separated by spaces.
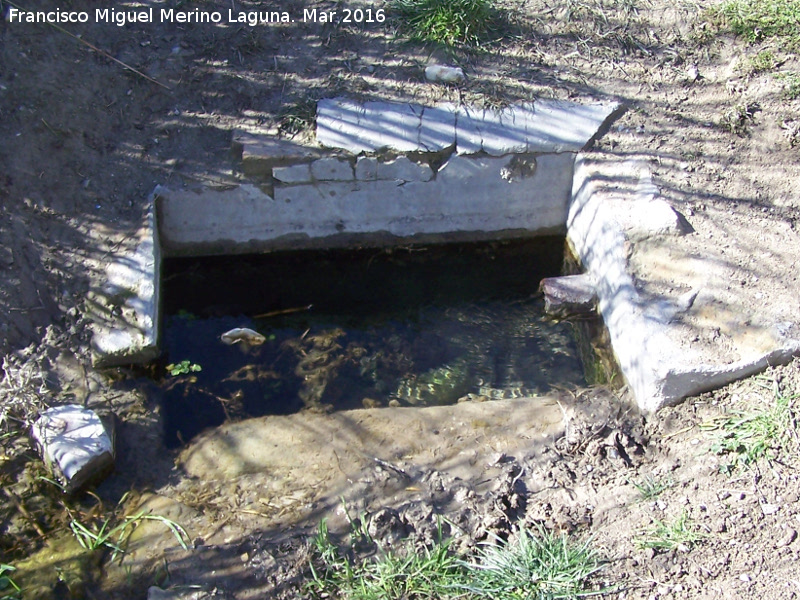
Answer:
xmin=31 ymin=405 xmax=116 ymax=494
xmin=540 ymin=274 xmax=598 ymax=318
xmin=220 ymin=327 xmax=266 ymax=345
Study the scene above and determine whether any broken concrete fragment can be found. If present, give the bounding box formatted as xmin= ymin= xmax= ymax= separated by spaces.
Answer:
xmin=232 ymin=131 xmax=323 ymax=178
xmin=31 ymin=404 xmax=115 ymax=494
xmin=540 ymin=274 xmax=598 ymax=318
xmin=273 ymin=163 xmax=312 ymax=184
xmin=311 ymin=157 xmax=353 ymax=181
xmin=376 ymin=156 xmax=433 ymax=182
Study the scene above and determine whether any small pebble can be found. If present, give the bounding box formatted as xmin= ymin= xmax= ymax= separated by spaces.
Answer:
xmin=776 ymin=528 xmax=797 ymax=548
xmin=739 ymin=574 xmax=751 ymax=582
xmin=761 ymin=503 xmax=780 ymax=515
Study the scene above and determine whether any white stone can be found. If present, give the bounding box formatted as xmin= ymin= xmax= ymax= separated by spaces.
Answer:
xmin=424 ymin=65 xmax=465 ymax=84
xmin=31 ymin=405 xmax=115 ymax=494
xmin=310 ymin=157 xmax=353 ymax=181
xmin=273 ymin=163 xmax=312 ymax=184
xmin=376 ymin=156 xmax=433 ymax=182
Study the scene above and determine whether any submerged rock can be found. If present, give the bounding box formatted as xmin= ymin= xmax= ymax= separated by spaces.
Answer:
xmin=220 ymin=327 xmax=266 ymax=345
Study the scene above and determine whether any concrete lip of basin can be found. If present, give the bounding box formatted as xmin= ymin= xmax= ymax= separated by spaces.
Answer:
xmin=89 ymin=97 xmax=800 ymax=413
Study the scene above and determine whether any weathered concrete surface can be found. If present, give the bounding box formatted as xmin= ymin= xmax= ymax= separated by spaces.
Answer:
xmin=158 ymin=152 xmax=576 ymax=256
xmin=233 ymin=130 xmax=323 ymax=178
xmin=317 ymin=97 xmax=621 ymax=155
xmin=310 ymin=157 xmax=354 ymax=181
xmin=89 ymin=203 xmax=160 ymax=367
xmin=540 ymin=274 xmax=598 ymax=318
xmin=567 ymin=155 xmax=800 ymax=412
xmin=31 ymin=405 xmax=115 ymax=494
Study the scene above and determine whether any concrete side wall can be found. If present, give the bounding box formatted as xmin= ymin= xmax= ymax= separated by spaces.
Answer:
xmin=89 ymin=202 xmax=160 ymax=367
xmin=158 ymin=152 xmax=576 ymax=256
xmin=568 ymin=154 xmax=800 ymax=412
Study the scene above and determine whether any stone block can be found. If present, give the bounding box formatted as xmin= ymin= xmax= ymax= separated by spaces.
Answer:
xmin=31 ymin=405 xmax=115 ymax=494
xmin=311 ymin=157 xmax=353 ymax=181
xmin=540 ymin=274 xmax=598 ymax=318
xmin=273 ymin=163 xmax=312 ymax=184
xmin=376 ymin=156 xmax=433 ymax=182
xmin=355 ymin=156 xmax=378 ymax=181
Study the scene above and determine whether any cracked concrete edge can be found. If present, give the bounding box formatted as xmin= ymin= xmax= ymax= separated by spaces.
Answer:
xmin=89 ymin=195 xmax=161 ymax=367
xmin=568 ymin=153 xmax=800 ymax=412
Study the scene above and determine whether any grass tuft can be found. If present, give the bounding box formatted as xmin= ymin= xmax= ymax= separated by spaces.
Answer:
xmin=465 ymin=528 xmax=604 ymax=599
xmin=709 ymin=379 xmax=798 ymax=473
xmin=712 ymin=0 xmax=800 ymax=46
xmin=776 ymin=71 xmax=800 ymax=99
xmin=636 ymin=511 xmax=706 ymax=551
xmin=309 ymin=520 xmax=603 ymax=599
xmin=391 ymin=0 xmax=500 ymax=47
xmin=632 ymin=475 xmax=673 ymax=501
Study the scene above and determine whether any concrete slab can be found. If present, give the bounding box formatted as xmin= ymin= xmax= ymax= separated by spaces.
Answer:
xmin=567 ymin=154 xmax=800 ymax=412
xmin=317 ymin=99 xmax=424 ymax=153
xmin=311 ymin=157 xmax=353 ymax=181
xmin=89 ymin=203 xmax=160 ymax=367
xmin=31 ymin=405 xmax=115 ymax=494
xmin=527 ymin=100 xmax=622 ymax=153
xmin=419 ymin=104 xmax=458 ymax=152
xmin=318 ymin=98 xmax=620 ymax=155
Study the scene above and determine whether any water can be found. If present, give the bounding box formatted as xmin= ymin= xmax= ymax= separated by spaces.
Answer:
xmin=160 ymin=238 xmax=586 ymax=446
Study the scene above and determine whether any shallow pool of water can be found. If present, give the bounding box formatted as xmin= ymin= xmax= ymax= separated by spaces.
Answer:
xmin=159 ymin=238 xmax=585 ymax=446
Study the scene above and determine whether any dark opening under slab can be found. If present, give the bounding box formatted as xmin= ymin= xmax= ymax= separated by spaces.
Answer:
xmin=159 ymin=237 xmax=585 ymax=447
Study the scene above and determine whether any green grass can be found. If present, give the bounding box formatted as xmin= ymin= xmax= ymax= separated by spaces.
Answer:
xmin=0 ymin=564 xmax=20 ymax=600
xmin=709 ymin=380 xmax=798 ymax=473
xmin=776 ymin=71 xmax=800 ymax=98
xmin=465 ymin=528 xmax=604 ymax=599
xmin=712 ymin=0 xmax=800 ymax=46
xmin=636 ymin=511 xmax=706 ymax=551
xmin=309 ymin=520 xmax=603 ymax=599
xmin=391 ymin=0 xmax=500 ymax=47
xmin=632 ymin=475 xmax=673 ymax=501
xmin=747 ymin=49 xmax=777 ymax=73
xmin=308 ymin=520 xmax=463 ymax=599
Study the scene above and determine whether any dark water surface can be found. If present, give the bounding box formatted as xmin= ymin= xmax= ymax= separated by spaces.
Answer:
xmin=160 ymin=238 xmax=586 ymax=446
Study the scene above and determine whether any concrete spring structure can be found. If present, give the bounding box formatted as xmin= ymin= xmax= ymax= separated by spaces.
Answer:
xmin=89 ymin=97 xmax=800 ymax=412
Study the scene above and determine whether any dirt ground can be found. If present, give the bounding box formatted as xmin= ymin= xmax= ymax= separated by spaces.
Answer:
xmin=3 ymin=0 xmax=800 ymax=598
